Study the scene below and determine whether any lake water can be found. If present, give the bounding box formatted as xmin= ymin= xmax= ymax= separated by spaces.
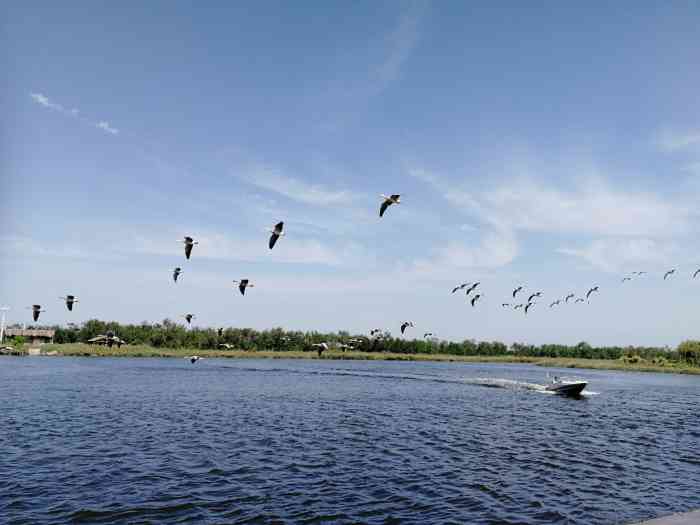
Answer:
xmin=1 ymin=357 xmax=699 ymax=524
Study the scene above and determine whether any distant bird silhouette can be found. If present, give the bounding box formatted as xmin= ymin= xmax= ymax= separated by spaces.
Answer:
xmin=183 ymin=314 xmax=195 ymax=325
xmin=565 ymin=293 xmax=575 ymax=303
xmin=217 ymin=327 xmax=224 ymax=337
xmin=633 ymin=271 xmax=647 ymax=276
xmin=400 ymin=321 xmax=414 ymax=334
xmin=501 ymin=303 xmax=511 ymax=307
xmin=312 ymin=342 xmax=329 ymax=357
xmin=621 ymin=277 xmax=632 ymax=283
xmin=452 ymin=282 xmax=471 ymax=294
xmin=181 ymin=236 xmax=198 ymax=259
xmin=188 ymin=355 xmax=201 ymax=364
xmin=512 ymin=286 xmax=523 ymax=298
xmin=471 ymin=294 xmax=482 ymax=307
xmin=218 ymin=343 xmax=233 ymax=350
xmin=514 ymin=304 xmax=524 ymax=310
xmin=269 ymin=221 xmax=285 ymax=249
xmin=466 ymin=282 xmax=480 ymax=295
xmin=173 ymin=267 xmax=182 ymax=283
xmin=527 ymin=292 xmax=542 ymax=303
xmin=423 ymin=332 xmax=434 ymax=338
xmin=549 ymin=300 xmax=561 ymax=308
xmin=28 ymin=304 xmax=44 ymax=322
xmin=694 ymin=269 xmax=700 ymax=279
xmin=525 ymin=302 xmax=535 ymax=314
xmin=575 ymin=298 xmax=585 ymax=304
xmin=233 ymin=279 xmax=254 ymax=295
xmin=379 ymin=194 xmax=401 ymax=217
xmin=60 ymin=295 xmax=78 ymax=311
xmin=664 ymin=269 xmax=676 ymax=280
xmin=586 ymin=286 xmax=599 ymax=300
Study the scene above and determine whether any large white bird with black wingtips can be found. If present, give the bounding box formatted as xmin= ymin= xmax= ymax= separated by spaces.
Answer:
xmin=400 ymin=321 xmax=414 ymax=335
xmin=451 ymin=282 xmax=471 ymax=294
xmin=269 ymin=221 xmax=285 ymax=249
xmin=465 ymin=282 xmax=480 ymax=295
xmin=27 ymin=304 xmax=45 ymax=322
xmin=232 ymin=279 xmax=254 ymax=296
xmin=312 ymin=342 xmax=329 ymax=357
xmin=664 ymin=269 xmax=676 ymax=280
xmin=59 ymin=295 xmax=79 ymax=311
xmin=379 ymin=194 xmax=401 ymax=217
xmin=180 ymin=236 xmax=198 ymax=259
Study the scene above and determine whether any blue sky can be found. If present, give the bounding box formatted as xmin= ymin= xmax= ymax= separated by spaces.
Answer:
xmin=2 ymin=1 xmax=700 ymax=346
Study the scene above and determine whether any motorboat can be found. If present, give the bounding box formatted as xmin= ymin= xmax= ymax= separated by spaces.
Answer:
xmin=545 ymin=376 xmax=587 ymax=396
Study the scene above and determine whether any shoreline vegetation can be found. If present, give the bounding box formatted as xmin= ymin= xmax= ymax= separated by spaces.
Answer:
xmin=8 ymin=343 xmax=700 ymax=376
xmin=2 ymin=319 xmax=699 ymax=375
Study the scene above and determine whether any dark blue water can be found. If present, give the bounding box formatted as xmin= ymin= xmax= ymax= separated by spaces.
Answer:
xmin=1 ymin=358 xmax=698 ymax=524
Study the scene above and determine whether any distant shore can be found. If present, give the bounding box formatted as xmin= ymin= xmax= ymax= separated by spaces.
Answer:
xmin=11 ymin=343 xmax=700 ymax=375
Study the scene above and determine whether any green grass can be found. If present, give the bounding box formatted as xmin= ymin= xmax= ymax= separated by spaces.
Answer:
xmin=34 ymin=343 xmax=700 ymax=375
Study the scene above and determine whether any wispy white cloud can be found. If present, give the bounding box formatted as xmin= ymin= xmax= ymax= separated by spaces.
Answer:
xmin=557 ymin=238 xmax=679 ymax=273
xmin=372 ymin=2 xmax=424 ymax=94
xmin=238 ymin=165 xmax=357 ymax=207
xmin=96 ymin=121 xmax=119 ymax=135
xmin=29 ymin=91 xmax=119 ymax=136
xmin=655 ymin=128 xmax=700 ymax=152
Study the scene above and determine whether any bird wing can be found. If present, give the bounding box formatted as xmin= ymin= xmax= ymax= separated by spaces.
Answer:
xmin=269 ymin=233 xmax=279 ymax=249
xmin=275 ymin=221 xmax=284 ymax=233
xmin=239 ymin=283 xmax=246 ymax=295
xmin=184 ymin=244 xmax=192 ymax=259
xmin=390 ymin=194 xmax=400 ymax=201
xmin=694 ymin=270 xmax=700 ymax=278
xmin=379 ymin=200 xmax=390 ymax=217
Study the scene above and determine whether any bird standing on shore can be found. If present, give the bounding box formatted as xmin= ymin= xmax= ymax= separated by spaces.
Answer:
xmin=60 ymin=295 xmax=78 ymax=311
xmin=181 ymin=236 xmax=198 ymax=259
xmin=233 ymin=279 xmax=254 ymax=295
xmin=379 ymin=194 xmax=401 ymax=217
xmin=269 ymin=221 xmax=285 ymax=249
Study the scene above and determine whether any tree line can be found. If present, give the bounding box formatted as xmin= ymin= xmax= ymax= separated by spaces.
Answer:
xmin=9 ymin=318 xmax=698 ymax=365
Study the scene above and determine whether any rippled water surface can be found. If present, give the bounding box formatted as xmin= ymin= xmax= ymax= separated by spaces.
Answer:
xmin=2 ymin=358 xmax=699 ymax=524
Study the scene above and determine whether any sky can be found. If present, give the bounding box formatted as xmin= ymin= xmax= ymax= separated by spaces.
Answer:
xmin=2 ymin=1 xmax=700 ymax=347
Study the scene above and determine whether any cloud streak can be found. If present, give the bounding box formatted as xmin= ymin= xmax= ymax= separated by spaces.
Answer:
xmin=29 ymin=92 xmax=119 ymax=135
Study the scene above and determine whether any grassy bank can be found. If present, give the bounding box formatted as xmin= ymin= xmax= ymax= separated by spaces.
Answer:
xmin=27 ymin=343 xmax=700 ymax=375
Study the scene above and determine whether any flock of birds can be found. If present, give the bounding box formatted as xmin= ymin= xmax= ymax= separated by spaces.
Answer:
xmin=18 ymin=193 xmax=700 ymax=361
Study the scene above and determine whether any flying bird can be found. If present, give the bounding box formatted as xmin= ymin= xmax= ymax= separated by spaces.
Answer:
xmin=188 ymin=355 xmax=201 ymax=364
xmin=217 ymin=327 xmax=224 ymax=337
xmin=527 ymin=292 xmax=542 ymax=303
xmin=565 ymin=293 xmax=575 ymax=303
xmin=633 ymin=271 xmax=647 ymax=276
xmin=312 ymin=342 xmax=329 ymax=357
xmin=466 ymin=282 xmax=480 ymax=295
xmin=451 ymin=282 xmax=471 ymax=294
xmin=269 ymin=221 xmax=285 ymax=249
xmin=501 ymin=303 xmax=511 ymax=307
xmin=575 ymin=298 xmax=585 ymax=303
xmin=183 ymin=314 xmax=196 ymax=325
xmin=514 ymin=304 xmax=524 ymax=310
xmin=218 ymin=343 xmax=233 ymax=350
xmin=694 ymin=269 xmax=700 ymax=279
xmin=470 ymin=294 xmax=482 ymax=307
xmin=586 ymin=286 xmax=599 ymax=300
xmin=549 ymin=300 xmax=561 ymax=308
xmin=59 ymin=295 xmax=78 ymax=311
xmin=379 ymin=194 xmax=401 ymax=217
xmin=181 ymin=236 xmax=198 ymax=260
xmin=423 ymin=332 xmax=434 ymax=338
xmin=28 ymin=304 xmax=44 ymax=322
xmin=512 ymin=286 xmax=523 ymax=298
xmin=400 ymin=321 xmax=414 ymax=334
xmin=173 ymin=267 xmax=182 ymax=283
xmin=664 ymin=269 xmax=676 ymax=280
xmin=525 ymin=302 xmax=535 ymax=314
xmin=232 ymin=279 xmax=254 ymax=296
xmin=621 ymin=277 xmax=632 ymax=283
